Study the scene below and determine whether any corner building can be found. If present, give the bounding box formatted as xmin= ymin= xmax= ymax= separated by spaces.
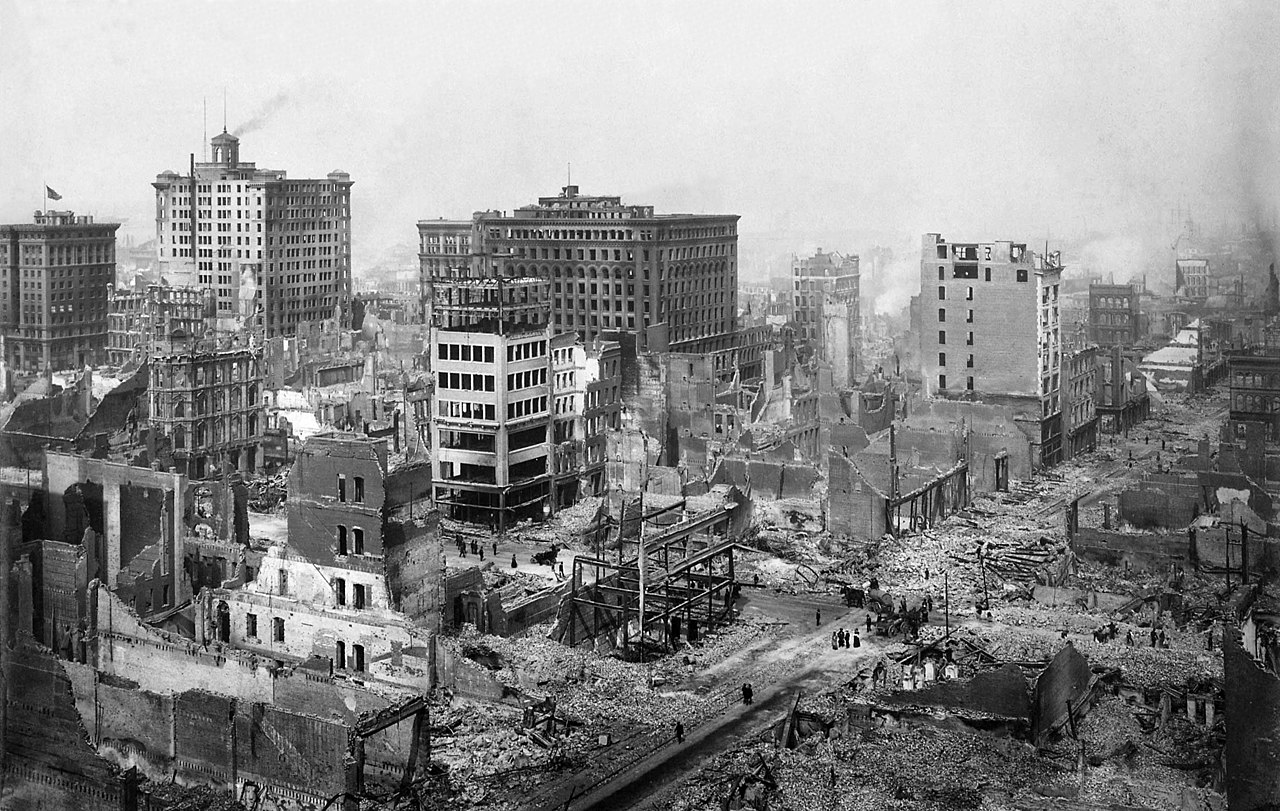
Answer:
xmin=152 ymin=131 xmax=352 ymax=337
xmin=0 ymin=210 xmax=118 ymax=371
xmin=424 ymin=185 xmax=739 ymax=354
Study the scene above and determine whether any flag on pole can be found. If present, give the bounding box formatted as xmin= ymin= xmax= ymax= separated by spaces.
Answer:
xmin=45 ymin=186 xmax=62 ymax=201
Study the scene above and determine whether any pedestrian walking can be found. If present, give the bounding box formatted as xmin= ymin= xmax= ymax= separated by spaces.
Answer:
xmin=1150 ymin=628 xmax=1158 ymax=647
xmin=816 ymin=608 xmax=822 ymax=626
xmin=674 ymin=721 xmax=684 ymax=744
xmin=852 ymin=631 xmax=861 ymax=648
xmin=510 ymin=554 xmax=518 ymax=569
xmin=479 ymin=547 xmax=485 ymax=561
xmin=865 ymin=613 xmax=872 ymax=633
xmin=493 ymin=541 xmax=498 ymax=557
xmin=1125 ymin=630 xmax=1134 ymax=646
xmin=831 ymin=631 xmax=839 ymax=650
xmin=841 ymin=628 xmax=849 ymax=648
xmin=558 ymin=561 xmax=565 ymax=578
xmin=742 ymin=683 xmax=753 ymax=705
xmin=1158 ymin=629 xmax=1167 ymax=648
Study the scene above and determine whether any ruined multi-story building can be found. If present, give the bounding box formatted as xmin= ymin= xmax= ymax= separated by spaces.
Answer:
xmin=152 ymin=130 xmax=353 ymax=337
xmin=428 ymin=262 xmax=556 ymax=528
xmin=1061 ymin=345 xmax=1099 ymax=459
xmin=416 ymin=218 xmax=473 ymax=327
xmin=1098 ymin=344 xmax=1150 ymax=434
xmin=791 ymin=249 xmax=861 ymax=387
xmin=551 ymin=333 xmax=622 ymax=505
xmin=919 ymin=233 xmax=1065 ymax=466
xmin=1176 ymin=258 xmax=1209 ymax=302
xmin=1228 ymin=349 xmax=1280 ymax=439
xmin=420 ymin=185 xmax=740 ymax=354
xmin=1087 ymin=282 xmax=1142 ymax=347
xmin=147 ymin=331 xmax=266 ymax=478
xmin=0 ymin=210 xmax=119 ymax=372
xmin=107 ymin=283 xmax=212 ymax=365
xmin=199 ymin=433 xmax=439 ymax=674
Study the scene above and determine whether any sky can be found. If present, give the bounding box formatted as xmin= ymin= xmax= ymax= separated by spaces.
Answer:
xmin=2 ymin=0 xmax=1277 ymax=289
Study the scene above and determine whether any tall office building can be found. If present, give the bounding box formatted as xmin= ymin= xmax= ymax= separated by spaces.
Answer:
xmin=791 ymin=249 xmax=861 ymax=387
xmin=152 ymin=131 xmax=352 ymax=338
xmin=417 ymin=219 xmax=472 ymax=326
xmin=919 ymin=233 xmax=1066 ymax=463
xmin=0 ymin=210 xmax=119 ymax=372
xmin=418 ymin=185 xmax=739 ymax=353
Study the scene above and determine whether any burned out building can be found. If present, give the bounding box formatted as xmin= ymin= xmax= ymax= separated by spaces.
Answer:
xmin=199 ymin=432 xmax=442 ymax=672
xmin=791 ymin=249 xmax=861 ymax=388
xmin=1087 ymin=282 xmax=1142 ymax=347
xmin=106 ymin=283 xmax=212 ymax=366
xmin=1228 ymin=349 xmax=1280 ymax=439
xmin=919 ymin=233 xmax=1068 ymax=468
xmin=147 ymin=331 xmax=265 ymax=478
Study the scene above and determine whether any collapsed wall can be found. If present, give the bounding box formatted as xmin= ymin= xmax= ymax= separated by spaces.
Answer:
xmin=1225 ymin=587 xmax=1280 ymax=811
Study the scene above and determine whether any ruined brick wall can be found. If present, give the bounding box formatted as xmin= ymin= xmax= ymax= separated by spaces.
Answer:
xmin=384 ymin=510 xmax=443 ymax=631
xmin=4 ymin=647 xmax=124 ymax=810
xmin=633 ymin=353 xmax=669 ymax=464
xmin=1225 ymin=603 xmax=1280 ymax=810
xmin=1072 ymin=527 xmax=1189 ymax=572
xmin=287 ymin=436 xmax=387 ymax=563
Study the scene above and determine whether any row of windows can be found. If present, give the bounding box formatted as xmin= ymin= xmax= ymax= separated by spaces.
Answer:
xmin=938 ymin=375 xmax=976 ymax=391
xmin=507 ymin=340 xmax=547 ymax=362
xmin=336 ymin=474 xmax=365 ymax=503
xmin=332 ymin=576 xmax=369 ymax=608
xmin=508 ymin=395 xmax=547 ymax=420
xmin=508 ymin=368 xmax=548 ymax=391
xmin=336 ymin=525 xmax=365 ymax=556
xmin=937 ymin=265 xmax=1027 ymax=283
xmin=937 ymin=331 xmax=977 ymax=346
xmin=937 ymin=353 xmax=975 ymax=368
xmin=439 ymin=400 xmax=495 ymax=421
xmin=937 ymin=309 xmax=975 ymax=323
xmin=439 ymin=372 xmax=495 ymax=392
xmin=438 ymin=343 xmax=495 ymax=363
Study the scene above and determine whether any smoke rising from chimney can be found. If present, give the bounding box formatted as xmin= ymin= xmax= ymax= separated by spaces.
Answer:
xmin=232 ymin=90 xmax=294 ymax=138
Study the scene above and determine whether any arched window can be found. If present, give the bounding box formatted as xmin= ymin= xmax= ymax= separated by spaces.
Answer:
xmin=232 ymin=415 xmax=242 ymax=439
xmin=174 ymin=426 xmax=186 ymax=449
xmin=231 ymin=388 xmax=241 ymax=409
xmin=247 ymin=413 xmax=259 ymax=436
xmin=196 ymin=421 xmax=207 ymax=446
xmin=248 ymin=383 xmax=259 ymax=404
xmin=196 ymin=392 xmax=207 ymax=415
xmin=174 ymin=401 xmax=185 ymax=418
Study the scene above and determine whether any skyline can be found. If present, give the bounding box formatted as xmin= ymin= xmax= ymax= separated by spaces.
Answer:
xmin=3 ymin=1 xmax=1278 ymax=280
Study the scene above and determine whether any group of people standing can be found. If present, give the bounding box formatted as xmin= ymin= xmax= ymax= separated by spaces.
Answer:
xmin=831 ymin=627 xmax=860 ymax=649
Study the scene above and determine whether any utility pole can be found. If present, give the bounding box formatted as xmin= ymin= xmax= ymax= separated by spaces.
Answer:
xmin=944 ymin=570 xmax=950 ymax=638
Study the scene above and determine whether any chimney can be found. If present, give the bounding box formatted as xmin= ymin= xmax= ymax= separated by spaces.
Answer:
xmin=1111 ymin=345 xmax=1123 ymax=407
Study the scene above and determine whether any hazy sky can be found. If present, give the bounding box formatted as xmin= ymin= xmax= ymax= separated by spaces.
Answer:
xmin=2 ymin=0 xmax=1277 ymax=276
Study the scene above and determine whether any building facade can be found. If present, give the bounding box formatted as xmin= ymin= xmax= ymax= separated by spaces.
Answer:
xmin=791 ymin=249 xmax=861 ymax=387
xmin=0 ymin=210 xmax=118 ymax=372
xmin=1061 ymin=345 xmax=1099 ymax=458
xmin=108 ymin=283 xmax=212 ymax=366
xmin=417 ymin=219 xmax=473 ymax=327
xmin=419 ymin=185 xmax=739 ymax=355
xmin=1088 ymin=282 xmax=1142 ymax=347
xmin=148 ymin=333 xmax=266 ymax=478
xmin=1176 ymin=258 xmax=1209 ymax=302
xmin=152 ymin=131 xmax=352 ymax=338
xmin=551 ymin=333 xmax=622 ymax=507
xmin=1228 ymin=351 xmax=1280 ymax=439
xmin=919 ymin=233 xmax=1066 ymax=465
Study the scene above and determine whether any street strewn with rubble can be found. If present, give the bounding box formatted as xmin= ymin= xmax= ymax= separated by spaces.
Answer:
xmin=397 ymin=390 xmax=1241 ymax=811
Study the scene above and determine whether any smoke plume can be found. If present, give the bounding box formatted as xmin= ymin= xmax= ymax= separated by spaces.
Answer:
xmin=233 ymin=90 xmax=294 ymax=138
